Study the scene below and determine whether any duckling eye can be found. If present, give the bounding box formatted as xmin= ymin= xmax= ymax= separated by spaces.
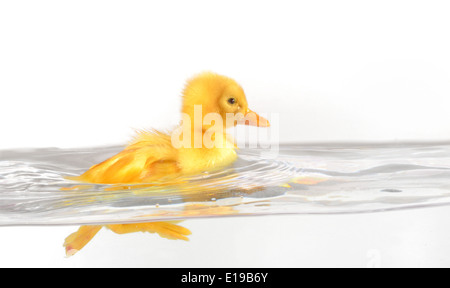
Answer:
xmin=227 ymin=97 xmax=236 ymax=105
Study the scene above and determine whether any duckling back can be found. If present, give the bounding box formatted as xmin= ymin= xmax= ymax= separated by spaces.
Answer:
xmin=69 ymin=129 xmax=180 ymax=184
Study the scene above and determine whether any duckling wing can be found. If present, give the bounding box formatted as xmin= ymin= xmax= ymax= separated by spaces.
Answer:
xmin=72 ymin=129 xmax=179 ymax=184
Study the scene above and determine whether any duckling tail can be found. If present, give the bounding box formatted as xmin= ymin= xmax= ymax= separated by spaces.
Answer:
xmin=64 ymin=175 xmax=81 ymax=181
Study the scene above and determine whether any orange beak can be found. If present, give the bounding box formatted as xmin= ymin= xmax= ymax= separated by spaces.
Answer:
xmin=238 ymin=108 xmax=270 ymax=127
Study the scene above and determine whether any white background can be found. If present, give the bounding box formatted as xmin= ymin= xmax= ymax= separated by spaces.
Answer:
xmin=1 ymin=0 xmax=450 ymax=267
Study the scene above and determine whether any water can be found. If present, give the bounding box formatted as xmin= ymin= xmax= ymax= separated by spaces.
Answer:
xmin=1 ymin=142 xmax=450 ymax=226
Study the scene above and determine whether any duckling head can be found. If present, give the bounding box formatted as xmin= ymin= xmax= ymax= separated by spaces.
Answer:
xmin=181 ymin=72 xmax=269 ymax=131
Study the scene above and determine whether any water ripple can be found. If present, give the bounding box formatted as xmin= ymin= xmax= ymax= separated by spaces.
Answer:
xmin=1 ymin=143 xmax=450 ymax=225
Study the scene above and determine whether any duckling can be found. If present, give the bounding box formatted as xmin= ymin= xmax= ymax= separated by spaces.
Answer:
xmin=63 ymin=72 xmax=270 ymax=256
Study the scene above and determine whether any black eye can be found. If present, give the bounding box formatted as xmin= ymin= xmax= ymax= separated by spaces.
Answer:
xmin=228 ymin=97 xmax=236 ymax=105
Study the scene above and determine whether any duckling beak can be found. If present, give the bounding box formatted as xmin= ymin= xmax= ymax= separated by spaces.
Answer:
xmin=240 ymin=108 xmax=270 ymax=127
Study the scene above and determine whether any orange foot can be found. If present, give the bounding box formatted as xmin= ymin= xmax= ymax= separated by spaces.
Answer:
xmin=64 ymin=225 xmax=102 ymax=257
xmin=63 ymin=221 xmax=191 ymax=257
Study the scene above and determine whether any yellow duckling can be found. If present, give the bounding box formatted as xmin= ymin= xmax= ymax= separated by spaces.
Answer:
xmin=63 ymin=72 xmax=270 ymax=256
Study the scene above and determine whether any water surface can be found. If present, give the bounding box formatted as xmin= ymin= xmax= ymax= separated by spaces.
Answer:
xmin=1 ymin=143 xmax=450 ymax=225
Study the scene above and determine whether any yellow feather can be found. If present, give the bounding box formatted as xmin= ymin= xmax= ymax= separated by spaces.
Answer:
xmin=64 ymin=72 xmax=269 ymax=256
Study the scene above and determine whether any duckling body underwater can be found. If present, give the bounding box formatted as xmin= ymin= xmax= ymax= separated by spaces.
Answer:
xmin=64 ymin=72 xmax=270 ymax=256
